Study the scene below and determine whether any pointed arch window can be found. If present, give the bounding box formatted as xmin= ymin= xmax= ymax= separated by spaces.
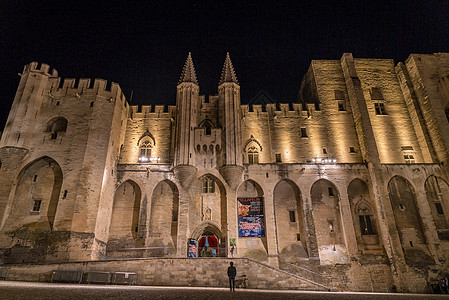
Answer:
xmin=45 ymin=117 xmax=68 ymax=139
xmin=199 ymin=119 xmax=215 ymax=136
xmin=248 ymin=146 xmax=259 ymax=164
xmin=244 ymin=136 xmax=262 ymax=164
xmin=139 ymin=140 xmax=152 ymax=162
xmin=202 ymin=177 xmax=215 ymax=193
xmin=356 ymin=202 xmax=376 ymax=235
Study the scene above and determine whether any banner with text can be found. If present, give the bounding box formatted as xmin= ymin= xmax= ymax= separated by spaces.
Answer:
xmin=238 ymin=197 xmax=265 ymax=237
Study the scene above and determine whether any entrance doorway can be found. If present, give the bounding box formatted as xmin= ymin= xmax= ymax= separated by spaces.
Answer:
xmin=198 ymin=232 xmax=219 ymax=257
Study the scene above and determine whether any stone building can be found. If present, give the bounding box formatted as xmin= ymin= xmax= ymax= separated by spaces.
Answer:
xmin=0 ymin=52 xmax=449 ymax=292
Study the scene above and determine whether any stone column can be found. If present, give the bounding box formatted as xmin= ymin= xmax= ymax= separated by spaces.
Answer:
xmin=176 ymin=190 xmax=190 ymax=257
xmin=263 ymin=192 xmax=279 ymax=267
xmin=338 ymin=188 xmax=359 ymax=259
xmin=226 ymin=189 xmax=239 ymax=257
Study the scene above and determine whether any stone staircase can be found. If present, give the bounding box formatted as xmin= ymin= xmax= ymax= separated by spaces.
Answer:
xmin=3 ymin=257 xmax=330 ymax=291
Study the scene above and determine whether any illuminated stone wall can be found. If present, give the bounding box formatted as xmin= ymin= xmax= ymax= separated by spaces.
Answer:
xmin=0 ymin=53 xmax=449 ymax=292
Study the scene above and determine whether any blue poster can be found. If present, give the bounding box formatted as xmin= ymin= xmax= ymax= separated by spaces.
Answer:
xmin=238 ymin=197 xmax=265 ymax=237
xmin=188 ymin=239 xmax=198 ymax=258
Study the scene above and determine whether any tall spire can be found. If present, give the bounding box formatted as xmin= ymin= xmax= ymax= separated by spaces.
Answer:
xmin=219 ymin=52 xmax=239 ymax=85
xmin=178 ymin=52 xmax=198 ymax=85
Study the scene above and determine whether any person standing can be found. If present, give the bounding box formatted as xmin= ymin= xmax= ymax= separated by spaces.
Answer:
xmin=227 ymin=262 xmax=237 ymax=292
xmin=230 ymin=244 xmax=235 ymax=258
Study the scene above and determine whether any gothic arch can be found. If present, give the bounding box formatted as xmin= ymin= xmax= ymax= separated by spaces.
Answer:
xmin=5 ymin=156 xmax=63 ymax=231
xmin=388 ymin=175 xmax=433 ymax=266
xmin=148 ymin=179 xmax=179 ymax=257
xmin=137 ymin=130 xmax=156 ymax=146
xmin=424 ymin=175 xmax=449 ymax=230
xmin=348 ymin=178 xmax=381 ymax=250
xmin=107 ymin=180 xmax=142 ymax=250
xmin=45 ymin=117 xmax=68 ymax=139
xmin=311 ymin=178 xmax=347 ymax=263
xmin=191 ymin=220 xmax=223 ymax=241
xmin=243 ymin=135 xmax=263 ymax=151
xmin=274 ymin=179 xmax=308 ymax=260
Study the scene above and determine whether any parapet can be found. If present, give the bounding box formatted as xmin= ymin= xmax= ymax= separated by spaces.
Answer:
xmin=129 ymin=105 xmax=176 ymax=119
xmin=26 ymin=61 xmax=58 ymax=76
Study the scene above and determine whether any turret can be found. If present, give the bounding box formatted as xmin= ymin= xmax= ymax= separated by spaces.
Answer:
xmin=1 ymin=62 xmax=58 ymax=148
xmin=217 ymin=53 xmax=243 ymax=189
xmin=173 ymin=53 xmax=199 ymax=187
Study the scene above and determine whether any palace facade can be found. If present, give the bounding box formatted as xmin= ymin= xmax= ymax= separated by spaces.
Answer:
xmin=1 ymin=52 xmax=449 ymax=292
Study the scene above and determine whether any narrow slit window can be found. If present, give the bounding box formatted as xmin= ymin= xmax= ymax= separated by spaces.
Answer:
xmin=32 ymin=199 xmax=42 ymax=212
xmin=289 ymin=211 xmax=296 ymax=223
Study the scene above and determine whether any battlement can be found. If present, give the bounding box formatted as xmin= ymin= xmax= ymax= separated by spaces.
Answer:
xmin=129 ymin=105 xmax=176 ymax=119
xmin=241 ymin=102 xmax=319 ymax=117
xmin=26 ymin=61 xmax=58 ymax=76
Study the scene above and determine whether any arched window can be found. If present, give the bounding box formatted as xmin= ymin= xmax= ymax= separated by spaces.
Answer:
xmin=137 ymin=131 xmax=156 ymax=163
xmin=139 ymin=140 xmax=152 ymax=162
xmin=45 ymin=117 xmax=68 ymax=139
xmin=244 ymin=136 xmax=262 ymax=164
xmin=248 ymin=146 xmax=259 ymax=164
xmin=202 ymin=177 xmax=215 ymax=193
xmin=356 ymin=201 xmax=375 ymax=235
xmin=199 ymin=119 xmax=215 ymax=136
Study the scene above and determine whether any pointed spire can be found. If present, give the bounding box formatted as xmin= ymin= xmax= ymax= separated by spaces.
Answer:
xmin=178 ymin=52 xmax=199 ymax=85
xmin=219 ymin=52 xmax=239 ymax=85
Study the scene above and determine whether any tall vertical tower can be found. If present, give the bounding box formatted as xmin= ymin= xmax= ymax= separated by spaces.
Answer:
xmin=173 ymin=53 xmax=199 ymax=187
xmin=218 ymin=53 xmax=243 ymax=189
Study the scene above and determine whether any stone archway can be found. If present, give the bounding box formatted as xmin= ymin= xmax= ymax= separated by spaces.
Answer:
xmin=311 ymin=179 xmax=348 ymax=264
xmin=348 ymin=179 xmax=382 ymax=252
xmin=107 ymin=180 xmax=142 ymax=256
xmin=191 ymin=221 xmax=225 ymax=257
xmin=148 ymin=180 xmax=179 ymax=257
xmin=236 ymin=179 xmax=267 ymax=260
xmin=274 ymin=179 xmax=308 ymax=262
xmin=388 ymin=175 xmax=433 ymax=266
xmin=5 ymin=156 xmax=63 ymax=231
xmin=425 ymin=175 xmax=449 ymax=233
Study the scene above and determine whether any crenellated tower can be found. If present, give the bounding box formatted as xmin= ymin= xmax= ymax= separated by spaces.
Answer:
xmin=173 ymin=53 xmax=199 ymax=187
xmin=217 ymin=53 xmax=243 ymax=189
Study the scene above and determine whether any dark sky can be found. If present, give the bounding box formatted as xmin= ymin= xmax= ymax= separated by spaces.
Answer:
xmin=1 ymin=1 xmax=448 ymax=127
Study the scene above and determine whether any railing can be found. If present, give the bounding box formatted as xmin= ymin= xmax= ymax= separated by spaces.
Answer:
xmin=51 ymin=270 xmax=83 ymax=283
xmin=281 ymin=263 xmax=331 ymax=286
xmin=87 ymin=271 xmax=111 ymax=284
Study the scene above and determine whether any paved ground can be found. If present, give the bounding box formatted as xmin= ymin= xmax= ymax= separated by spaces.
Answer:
xmin=0 ymin=281 xmax=447 ymax=300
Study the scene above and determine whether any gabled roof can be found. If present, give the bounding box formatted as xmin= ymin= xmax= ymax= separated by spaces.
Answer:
xmin=219 ymin=52 xmax=239 ymax=85
xmin=178 ymin=52 xmax=198 ymax=85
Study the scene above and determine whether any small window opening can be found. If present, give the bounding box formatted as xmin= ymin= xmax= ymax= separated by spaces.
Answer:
xmin=338 ymin=101 xmax=346 ymax=111
xmin=403 ymin=153 xmax=415 ymax=164
xmin=409 ymin=241 xmax=414 ymax=247
xmin=33 ymin=175 xmax=38 ymax=182
xmin=322 ymin=147 xmax=327 ymax=154
xmin=399 ymin=204 xmax=404 ymax=210
xmin=90 ymin=101 xmax=94 ymax=107
xmin=202 ymin=178 xmax=215 ymax=193
xmin=32 ymin=199 xmax=42 ymax=212
xmin=328 ymin=187 xmax=334 ymax=196
xmin=435 ymin=203 xmax=444 ymax=215
xmin=329 ymin=221 xmax=334 ymax=233
xmin=63 ymin=190 xmax=68 ymax=198
xmin=374 ymin=102 xmax=387 ymax=115
xmin=289 ymin=211 xmax=296 ymax=223
xmin=135 ymin=226 xmax=138 ymax=232
xmin=296 ymin=233 xmax=301 ymax=241
xmin=300 ymin=127 xmax=308 ymax=138
xmin=359 ymin=215 xmax=375 ymax=235
xmin=349 ymin=146 xmax=356 ymax=153
xmin=275 ymin=153 xmax=282 ymax=163
xmin=56 ymin=101 xmax=60 ymax=106
xmin=266 ymin=173 xmax=269 ymax=178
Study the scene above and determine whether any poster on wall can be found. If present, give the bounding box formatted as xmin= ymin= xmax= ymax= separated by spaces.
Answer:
xmin=238 ymin=197 xmax=265 ymax=237
xmin=188 ymin=238 xmax=198 ymax=258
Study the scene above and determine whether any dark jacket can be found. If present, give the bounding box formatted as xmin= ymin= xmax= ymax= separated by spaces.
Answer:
xmin=227 ymin=266 xmax=237 ymax=277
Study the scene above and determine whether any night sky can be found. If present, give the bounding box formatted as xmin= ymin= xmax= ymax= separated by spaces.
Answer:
xmin=1 ymin=1 xmax=448 ymax=127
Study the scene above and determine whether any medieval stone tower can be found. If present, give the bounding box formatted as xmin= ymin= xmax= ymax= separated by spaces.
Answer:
xmin=1 ymin=52 xmax=449 ymax=292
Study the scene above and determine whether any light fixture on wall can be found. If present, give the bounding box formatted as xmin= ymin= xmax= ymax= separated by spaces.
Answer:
xmin=312 ymin=157 xmax=337 ymax=164
xmin=139 ymin=156 xmax=160 ymax=163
